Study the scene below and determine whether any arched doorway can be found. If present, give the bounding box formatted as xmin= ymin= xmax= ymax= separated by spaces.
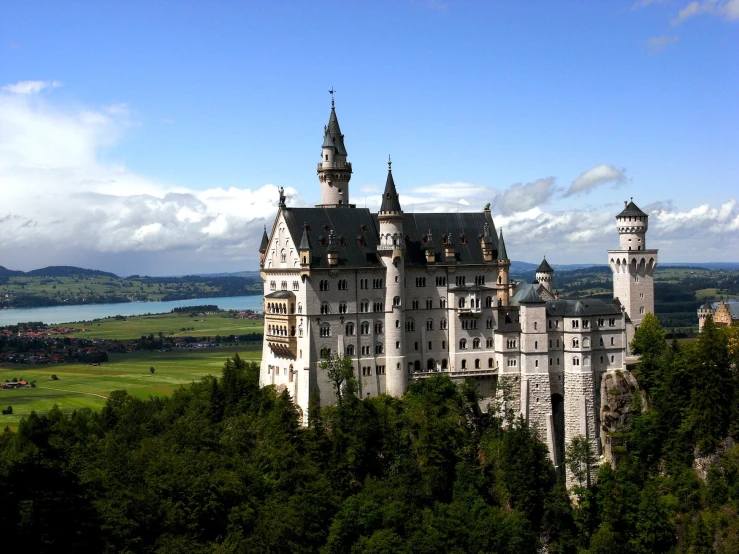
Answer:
xmin=427 ymin=358 xmax=435 ymax=371
xmin=414 ymin=360 xmax=421 ymax=372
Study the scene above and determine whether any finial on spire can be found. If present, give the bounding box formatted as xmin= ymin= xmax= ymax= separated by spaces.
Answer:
xmin=329 ymin=88 xmax=336 ymax=107
xmin=388 ymin=155 xmax=392 ymax=171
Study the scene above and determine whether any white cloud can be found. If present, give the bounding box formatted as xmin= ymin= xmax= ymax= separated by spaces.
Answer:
xmin=0 ymin=84 xmax=296 ymax=273
xmin=647 ymin=35 xmax=680 ymax=53
xmin=2 ymin=80 xmax=61 ymax=95
xmin=565 ymin=164 xmax=627 ymax=197
xmin=672 ymin=0 xmax=739 ymax=24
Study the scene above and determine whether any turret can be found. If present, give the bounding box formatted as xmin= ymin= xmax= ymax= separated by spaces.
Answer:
xmin=327 ymin=230 xmax=339 ymax=266
xmin=497 ymin=229 xmax=510 ymax=307
xmin=317 ymin=94 xmax=353 ymax=207
xmin=616 ymin=198 xmax=648 ymax=251
xmin=259 ymin=226 xmax=269 ymax=267
xmin=698 ymin=301 xmax=713 ymax=332
xmin=424 ymin=229 xmax=436 ymax=264
xmin=299 ymin=223 xmax=312 ymax=276
xmin=480 ymin=222 xmax=495 ymax=262
xmin=535 ymin=257 xmax=554 ymax=292
xmin=377 ymin=157 xmax=407 ymax=398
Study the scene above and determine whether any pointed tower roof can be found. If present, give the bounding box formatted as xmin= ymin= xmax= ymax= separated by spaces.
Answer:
xmin=497 ymin=229 xmax=508 ymax=261
xmin=536 ymin=257 xmax=553 ymax=273
xmin=259 ymin=226 xmax=269 ymax=252
xmin=617 ymin=199 xmax=648 ymax=218
xmin=322 ymin=105 xmax=347 ymax=156
xmin=299 ymin=223 xmax=312 ymax=250
xmin=380 ymin=158 xmax=402 ymax=213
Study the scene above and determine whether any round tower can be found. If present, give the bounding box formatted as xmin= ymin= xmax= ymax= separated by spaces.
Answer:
xmin=535 ymin=257 xmax=554 ymax=292
xmin=317 ymin=94 xmax=353 ymax=207
xmin=377 ymin=158 xmax=407 ymax=397
xmin=697 ymin=301 xmax=713 ymax=332
xmin=616 ymin=197 xmax=648 ymax=251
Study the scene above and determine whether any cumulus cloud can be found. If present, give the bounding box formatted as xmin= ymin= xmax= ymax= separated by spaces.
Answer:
xmin=565 ymin=164 xmax=627 ymax=197
xmin=0 ymin=83 xmax=296 ymax=274
xmin=647 ymin=35 xmax=680 ymax=53
xmin=2 ymin=80 xmax=62 ymax=94
xmin=672 ymin=0 xmax=739 ymax=24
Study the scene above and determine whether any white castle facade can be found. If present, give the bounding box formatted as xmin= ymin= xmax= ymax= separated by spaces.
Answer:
xmin=259 ymin=100 xmax=658 ymax=472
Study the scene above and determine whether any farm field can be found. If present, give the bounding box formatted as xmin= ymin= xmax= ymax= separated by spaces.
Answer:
xmin=0 ymin=347 xmax=261 ymax=430
xmin=55 ymin=311 xmax=264 ymax=340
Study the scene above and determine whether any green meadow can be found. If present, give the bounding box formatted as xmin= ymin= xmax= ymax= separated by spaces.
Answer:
xmin=0 ymin=347 xmax=262 ymax=430
xmin=57 ymin=311 xmax=264 ymax=340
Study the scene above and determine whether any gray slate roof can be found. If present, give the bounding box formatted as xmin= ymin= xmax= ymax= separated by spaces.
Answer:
xmin=322 ymin=107 xmax=347 ymax=156
xmin=536 ymin=258 xmax=553 ymax=273
xmin=259 ymin=226 xmax=269 ymax=252
xmin=709 ymin=300 xmax=739 ymax=320
xmin=516 ymin=286 xmax=546 ymax=304
xmin=545 ymin=298 xmax=621 ymax=317
xmin=380 ymin=169 xmax=402 ymax=213
xmin=617 ymin=200 xmax=648 ymax=218
xmin=278 ymin=207 xmax=502 ymax=269
xmin=497 ymin=230 xmax=508 ymax=261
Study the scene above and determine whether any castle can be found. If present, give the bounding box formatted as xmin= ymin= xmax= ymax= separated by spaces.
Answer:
xmin=259 ymin=99 xmax=658 ymax=474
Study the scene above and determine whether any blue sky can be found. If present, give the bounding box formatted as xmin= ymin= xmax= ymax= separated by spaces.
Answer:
xmin=0 ymin=0 xmax=737 ymax=275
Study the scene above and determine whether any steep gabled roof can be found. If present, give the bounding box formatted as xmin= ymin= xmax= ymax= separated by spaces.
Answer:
xmin=617 ymin=200 xmax=648 ymax=218
xmin=516 ymin=286 xmax=545 ymax=304
xmin=545 ymin=298 xmax=621 ymax=317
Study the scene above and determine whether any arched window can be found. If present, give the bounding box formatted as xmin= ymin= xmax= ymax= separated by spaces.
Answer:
xmin=393 ymin=296 xmax=401 ymax=306
xmin=406 ymin=319 xmax=415 ymax=332
xmin=486 ymin=317 xmax=493 ymax=329
xmin=474 ymin=359 xmax=480 ymax=369
xmin=573 ymin=356 xmax=580 ymax=366
xmin=375 ymin=343 xmax=384 ymax=354
xmin=374 ymin=321 xmax=383 ymax=334
xmin=320 ymin=346 xmax=331 ymax=358
xmin=440 ymin=319 xmax=448 ymax=330
xmin=345 ymin=322 xmax=355 ymax=336
xmin=360 ymin=321 xmax=370 ymax=335
xmin=280 ymin=250 xmax=286 ymax=263
xmin=321 ymin=302 xmax=330 ymax=314
xmin=461 ymin=359 xmax=467 ymax=369
xmin=442 ymin=359 xmax=448 ymax=369
xmin=473 ymin=338 xmax=480 ymax=349
xmin=458 ymin=297 xmax=466 ymax=309
xmin=338 ymin=301 xmax=347 ymax=314
xmin=346 ymin=344 xmax=355 ymax=356
xmin=485 ymin=296 xmax=493 ymax=308
xmin=426 ymin=319 xmax=434 ymax=331
xmin=459 ymin=339 xmax=467 ymax=350
xmin=488 ymin=358 xmax=494 ymax=368
xmin=320 ymin=324 xmax=331 ymax=338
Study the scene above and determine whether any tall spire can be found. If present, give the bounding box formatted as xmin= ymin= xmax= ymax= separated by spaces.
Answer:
xmin=380 ymin=156 xmax=402 ymax=213
xmin=259 ymin=226 xmax=269 ymax=252
xmin=317 ymin=92 xmax=352 ymax=207
xmin=497 ymin=229 xmax=508 ymax=261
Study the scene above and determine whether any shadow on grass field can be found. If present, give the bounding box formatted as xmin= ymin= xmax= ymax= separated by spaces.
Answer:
xmin=0 ymin=347 xmax=262 ymax=430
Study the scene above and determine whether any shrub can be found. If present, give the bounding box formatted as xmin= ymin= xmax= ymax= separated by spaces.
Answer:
xmin=1 ymin=406 xmax=12 ymax=415
xmin=51 ymin=374 xmax=59 ymax=380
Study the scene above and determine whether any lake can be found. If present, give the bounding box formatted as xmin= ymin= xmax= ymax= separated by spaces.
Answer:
xmin=0 ymin=295 xmax=264 ymax=326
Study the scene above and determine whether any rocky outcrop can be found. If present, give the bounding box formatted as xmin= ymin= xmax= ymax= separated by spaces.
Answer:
xmin=600 ymin=369 xmax=642 ymax=468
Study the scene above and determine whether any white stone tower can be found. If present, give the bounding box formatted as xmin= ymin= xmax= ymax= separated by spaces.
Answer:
xmin=378 ymin=158 xmax=408 ymax=397
xmin=608 ymin=199 xmax=658 ymax=350
xmin=697 ymin=301 xmax=713 ymax=332
xmin=535 ymin=257 xmax=554 ymax=293
xmin=317 ymin=94 xmax=353 ymax=207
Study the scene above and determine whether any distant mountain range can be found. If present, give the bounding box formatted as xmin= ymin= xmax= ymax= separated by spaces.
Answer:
xmin=0 ymin=265 xmax=119 ymax=279
xmin=0 ymin=263 xmax=736 ymax=280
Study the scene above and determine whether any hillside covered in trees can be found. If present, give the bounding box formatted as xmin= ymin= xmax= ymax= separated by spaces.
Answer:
xmin=1 ymin=317 xmax=739 ymax=553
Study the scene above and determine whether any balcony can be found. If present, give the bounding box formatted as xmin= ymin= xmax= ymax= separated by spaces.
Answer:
xmin=267 ymin=334 xmax=297 ymax=358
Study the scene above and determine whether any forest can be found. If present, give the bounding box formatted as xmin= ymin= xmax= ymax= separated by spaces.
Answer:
xmin=0 ymin=317 xmax=738 ymax=553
